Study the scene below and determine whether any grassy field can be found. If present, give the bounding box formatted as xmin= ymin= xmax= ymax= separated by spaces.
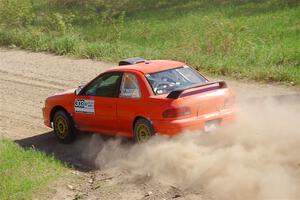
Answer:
xmin=0 ymin=0 xmax=299 ymax=85
xmin=0 ymin=139 xmax=64 ymax=200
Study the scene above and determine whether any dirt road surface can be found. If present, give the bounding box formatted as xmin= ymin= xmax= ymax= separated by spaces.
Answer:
xmin=1 ymin=48 xmax=300 ymax=200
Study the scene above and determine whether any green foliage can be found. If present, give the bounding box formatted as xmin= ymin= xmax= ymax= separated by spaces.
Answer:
xmin=0 ymin=139 xmax=64 ymax=200
xmin=0 ymin=0 xmax=299 ymax=85
xmin=46 ymin=12 xmax=75 ymax=34
xmin=0 ymin=0 xmax=35 ymax=27
xmin=50 ymin=36 xmax=79 ymax=54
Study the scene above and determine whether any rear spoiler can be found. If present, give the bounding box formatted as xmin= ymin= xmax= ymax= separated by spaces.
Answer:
xmin=167 ymin=80 xmax=227 ymax=99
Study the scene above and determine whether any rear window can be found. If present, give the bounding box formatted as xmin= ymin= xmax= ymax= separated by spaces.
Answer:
xmin=145 ymin=66 xmax=207 ymax=95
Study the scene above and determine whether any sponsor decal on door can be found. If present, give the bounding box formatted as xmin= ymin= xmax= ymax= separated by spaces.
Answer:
xmin=75 ymin=99 xmax=95 ymax=114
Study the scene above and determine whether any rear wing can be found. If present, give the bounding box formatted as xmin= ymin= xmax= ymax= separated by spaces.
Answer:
xmin=167 ymin=80 xmax=227 ymax=99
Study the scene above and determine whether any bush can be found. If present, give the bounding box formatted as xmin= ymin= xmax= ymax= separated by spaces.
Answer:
xmin=50 ymin=36 xmax=79 ymax=55
xmin=46 ymin=12 xmax=75 ymax=34
xmin=0 ymin=0 xmax=35 ymax=27
xmin=0 ymin=0 xmax=299 ymax=85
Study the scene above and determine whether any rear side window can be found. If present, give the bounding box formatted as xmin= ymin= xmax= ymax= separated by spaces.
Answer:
xmin=119 ymin=73 xmax=141 ymax=98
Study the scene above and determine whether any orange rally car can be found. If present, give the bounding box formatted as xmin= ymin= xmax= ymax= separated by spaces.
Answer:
xmin=42 ymin=58 xmax=235 ymax=143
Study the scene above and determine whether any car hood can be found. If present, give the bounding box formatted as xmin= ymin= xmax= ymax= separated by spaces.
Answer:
xmin=53 ymin=88 xmax=76 ymax=96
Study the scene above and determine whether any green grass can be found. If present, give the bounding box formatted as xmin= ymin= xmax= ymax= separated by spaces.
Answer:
xmin=0 ymin=139 xmax=65 ymax=200
xmin=0 ymin=0 xmax=299 ymax=85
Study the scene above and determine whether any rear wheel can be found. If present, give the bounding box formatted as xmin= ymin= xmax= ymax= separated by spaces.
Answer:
xmin=53 ymin=110 xmax=76 ymax=143
xmin=134 ymin=118 xmax=155 ymax=143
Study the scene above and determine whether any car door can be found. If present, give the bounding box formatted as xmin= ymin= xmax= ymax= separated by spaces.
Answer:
xmin=116 ymin=72 xmax=142 ymax=136
xmin=73 ymin=72 xmax=122 ymax=133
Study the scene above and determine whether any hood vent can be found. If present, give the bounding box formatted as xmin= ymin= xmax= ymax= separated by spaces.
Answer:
xmin=119 ymin=57 xmax=145 ymax=66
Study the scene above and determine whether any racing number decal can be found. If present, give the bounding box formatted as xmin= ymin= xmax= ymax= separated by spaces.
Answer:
xmin=75 ymin=99 xmax=95 ymax=114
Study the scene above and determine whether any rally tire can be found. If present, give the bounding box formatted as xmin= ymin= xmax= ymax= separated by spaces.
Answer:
xmin=53 ymin=110 xmax=76 ymax=144
xmin=134 ymin=118 xmax=155 ymax=143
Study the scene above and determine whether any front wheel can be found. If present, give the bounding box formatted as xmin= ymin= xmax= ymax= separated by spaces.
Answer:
xmin=134 ymin=118 xmax=155 ymax=143
xmin=53 ymin=110 xmax=76 ymax=143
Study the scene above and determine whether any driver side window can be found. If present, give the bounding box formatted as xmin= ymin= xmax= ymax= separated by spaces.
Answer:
xmin=119 ymin=73 xmax=141 ymax=98
xmin=83 ymin=72 xmax=122 ymax=97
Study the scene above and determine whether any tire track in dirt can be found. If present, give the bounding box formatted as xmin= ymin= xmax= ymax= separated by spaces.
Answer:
xmin=1 ymin=48 xmax=299 ymax=139
xmin=0 ymin=69 xmax=70 ymax=88
xmin=1 ymin=48 xmax=299 ymax=200
xmin=0 ymin=48 xmax=111 ymax=139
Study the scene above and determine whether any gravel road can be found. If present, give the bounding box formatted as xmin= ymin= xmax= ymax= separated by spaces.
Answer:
xmin=1 ymin=48 xmax=299 ymax=200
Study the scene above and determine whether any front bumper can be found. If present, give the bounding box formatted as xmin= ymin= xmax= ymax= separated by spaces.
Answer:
xmin=42 ymin=107 xmax=51 ymax=128
xmin=153 ymin=109 xmax=235 ymax=135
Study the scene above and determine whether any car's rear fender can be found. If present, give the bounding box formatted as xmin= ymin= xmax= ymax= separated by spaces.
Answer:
xmin=148 ymin=87 xmax=234 ymax=120
xmin=132 ymin=116 xmax=155 ymax=131
xmin=175 ymin=88 xmax=233 ymax=117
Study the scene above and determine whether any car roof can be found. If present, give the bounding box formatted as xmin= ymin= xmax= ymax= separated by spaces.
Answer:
xmin=107 ymin=60 xmax=185 ymax=74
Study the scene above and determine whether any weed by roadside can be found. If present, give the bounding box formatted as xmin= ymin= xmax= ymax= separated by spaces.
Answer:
xmin=0 ymin=0 xmax=299 ymax=85
xmin=0 ymin=139 xmax=65 ymax=200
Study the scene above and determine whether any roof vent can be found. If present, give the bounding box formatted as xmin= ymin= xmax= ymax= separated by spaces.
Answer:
xmin=119 ymin=57 xmax=145 ymax=66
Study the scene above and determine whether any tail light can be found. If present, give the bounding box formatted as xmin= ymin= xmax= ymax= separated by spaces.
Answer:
xmin=162 ymin=107 xmax=192 ymax=118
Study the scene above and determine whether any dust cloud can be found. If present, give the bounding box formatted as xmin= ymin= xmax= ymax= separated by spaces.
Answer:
xmin=84 ymin=95 xmax=300 ymax=200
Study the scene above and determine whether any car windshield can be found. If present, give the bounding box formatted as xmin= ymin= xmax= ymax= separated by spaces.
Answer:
xmin=145 ymin=66 xmax=208 ymax=95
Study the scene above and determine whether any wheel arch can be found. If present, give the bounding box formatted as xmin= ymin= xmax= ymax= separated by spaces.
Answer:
xmin=50 ymin=105 xmax=69 ymax=123
xmin=132 ymin=116 xmax=154 ymax=131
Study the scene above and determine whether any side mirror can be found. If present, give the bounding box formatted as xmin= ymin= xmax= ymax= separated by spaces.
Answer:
xmin=74 ymin=86 xmax=83 ymax=95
